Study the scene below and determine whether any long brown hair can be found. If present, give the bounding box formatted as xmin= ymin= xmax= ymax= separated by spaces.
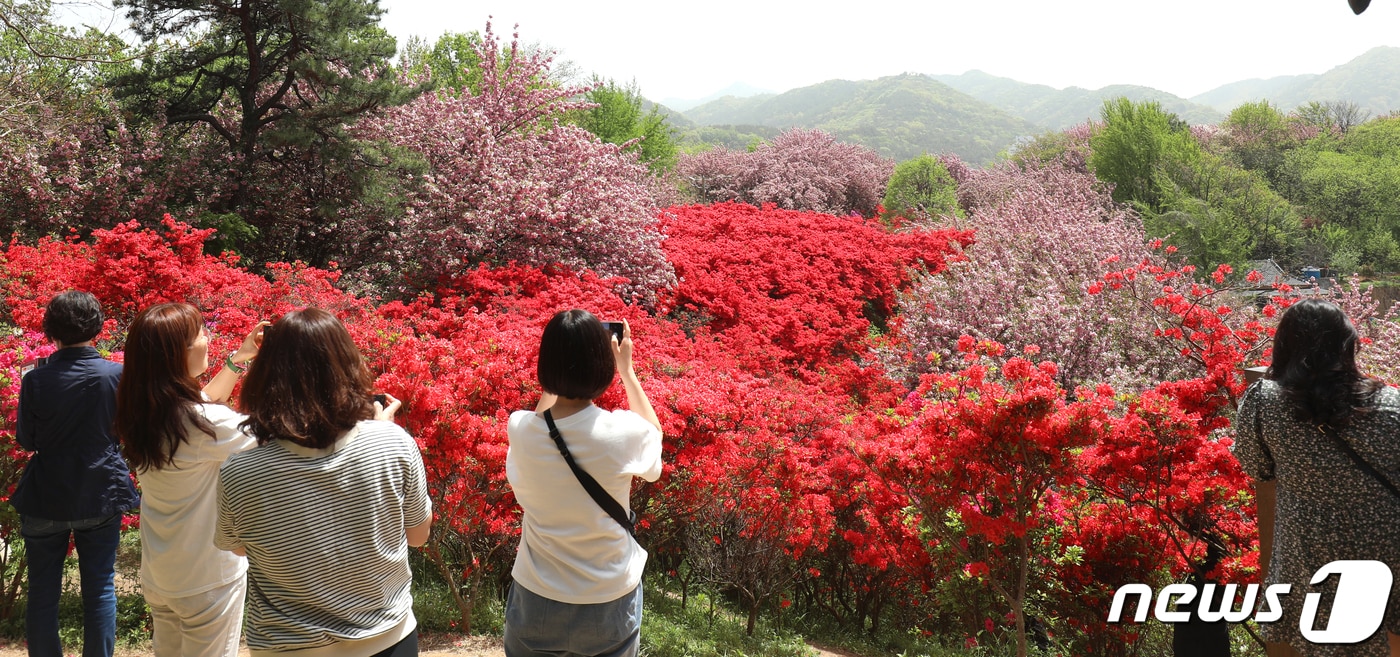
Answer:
xmin=238 ymin=307 xmax=374 ymax=448
xmin=116 ymin=303 xmax=216 ymax=471
xmin=1268 ymin=298 xmax=1383 ymax=428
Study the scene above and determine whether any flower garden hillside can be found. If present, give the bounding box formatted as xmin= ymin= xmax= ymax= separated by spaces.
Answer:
xmin=7 ymin=197 xmax=1396 ymax=655
xmin=8 ymin=13 xmax=1400 ymax=657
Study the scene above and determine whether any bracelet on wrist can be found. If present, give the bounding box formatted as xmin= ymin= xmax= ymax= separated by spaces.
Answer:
xmin=225 ymin=353 xmax=248 ymax=374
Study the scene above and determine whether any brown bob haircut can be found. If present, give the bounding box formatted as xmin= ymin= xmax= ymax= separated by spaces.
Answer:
xmin=116 ymin=302 xmax=216 ymax=471
xmin=239 ymin=307 xmax=374 ymax=448
xmin=537 ymin=309 xmax=616 ymax=400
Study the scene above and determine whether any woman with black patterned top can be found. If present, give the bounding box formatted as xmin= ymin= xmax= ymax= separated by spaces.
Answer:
xmin=1235 ymin=299 xmax=1400 ymax=656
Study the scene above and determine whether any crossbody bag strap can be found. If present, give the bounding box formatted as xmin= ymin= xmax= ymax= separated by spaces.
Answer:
xmin=543 ymin=409 xmax=637 ymax=537
xmin=1318 ymin=422 xmax=1400 ymax=500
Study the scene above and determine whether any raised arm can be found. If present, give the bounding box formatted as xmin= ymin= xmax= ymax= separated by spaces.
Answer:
xmin=203 ymin=322 xmax=268 ymax=404
xmin=613 ymin=320 xmax=661 ymax=433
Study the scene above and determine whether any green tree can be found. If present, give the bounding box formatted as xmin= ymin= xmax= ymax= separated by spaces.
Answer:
xmin=1305 ymin=100 xmax=1371 ymax=135
xmin=1089 ymin=97 xmax=1200 ymax=211
xmin=1279 ymin=118 xmax=1400 ymax=270
xmin=571 ymin=78 xmax=677 ymax=173
xmin=110 ymin=0 xmax=419 ymax=204
xmin=398 ymin=31 xmax=484 ymax=93
xmin=881 ymin=154 xmax=961 ymax=222
xmin=107 ymin=0 xmax=425 ymax=261
xmin=1 ymin=0 xmax=129 ymax=126
xmin=1220 ymin=100 xmax=1293 ymax=184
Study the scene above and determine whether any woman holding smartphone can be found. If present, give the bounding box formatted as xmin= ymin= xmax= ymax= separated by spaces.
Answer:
xmin=504 ymin=310 xmax=664 ymax=657
xmin=215 ymin=307 xmax=431 ymax=657
xmin=116 ymin=303 xmax=266 ymax=657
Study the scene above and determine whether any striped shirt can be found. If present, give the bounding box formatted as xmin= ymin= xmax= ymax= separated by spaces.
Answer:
xmin=215 ymin=420 xmax=431 ymax=654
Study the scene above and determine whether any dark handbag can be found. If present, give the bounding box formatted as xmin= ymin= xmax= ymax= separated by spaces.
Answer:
xmin=543 ymin=409 xmax=637 ymax=537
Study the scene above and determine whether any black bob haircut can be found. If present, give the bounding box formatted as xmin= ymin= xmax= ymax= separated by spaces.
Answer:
xmin=537 ymin=309 xmax=616 ymax=400
xmin=43 ymin=291 xmax=104 ymax=346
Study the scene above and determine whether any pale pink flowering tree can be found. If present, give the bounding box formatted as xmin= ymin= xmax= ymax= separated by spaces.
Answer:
xmin=0 ymin=102 xmax=188 ymax=237
xmin=678 ymin=128 xmax=893 ymax=217
xmin=354 ymin=23 xmax=673 ymax=297
xmin=894 ymin=156 xmax=1187 ymax=391
xmin=1326 ymin=276 xmax=1400 ymax=383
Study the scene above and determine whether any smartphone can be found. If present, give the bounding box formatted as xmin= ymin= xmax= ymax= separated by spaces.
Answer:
xmin=372 ymin=393 xmax=389 ymax=407
xmin=603 ymin=321 xmax=625 ymax=342
xmin=19 ymin=356 xmax=48 ymax=377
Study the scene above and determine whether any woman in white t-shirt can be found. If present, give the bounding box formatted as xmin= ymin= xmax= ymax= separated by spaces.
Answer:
xmin=115 ymin=303 xmax=266 ymax=657
xmin=505 ymin=310 xmax=664 ymax=657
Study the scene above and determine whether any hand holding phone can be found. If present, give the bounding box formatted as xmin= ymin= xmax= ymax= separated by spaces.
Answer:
xmin=371 ymin=393 xmax=401 ymax=421
xmin=603 ymin=321 xmax=625 ymax=343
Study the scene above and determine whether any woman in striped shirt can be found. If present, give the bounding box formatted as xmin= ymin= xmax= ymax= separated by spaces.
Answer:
xmin=215 ymin=308 xmax=432 ymax=657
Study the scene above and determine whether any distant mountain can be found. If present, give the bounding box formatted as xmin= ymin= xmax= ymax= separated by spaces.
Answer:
xmin=661 ymin=82 xmax=776 ymax=112
xmin=1191 ymin=46 xmax=1400 ymax=116
xmin=663 ymin=47 xmax=1400 ymax=164
xmin=931 ymin=70 xmax=1224 ymax=129
xmin=679 ymin=74 xmax=1039 ymax=164
xmin=1189 ymin=76 xmax=1314 ymax=114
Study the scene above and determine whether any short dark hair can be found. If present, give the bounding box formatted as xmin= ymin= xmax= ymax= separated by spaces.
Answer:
xmin=239 ymin=308 xmax=374 ymax=448
xmin=43 ymin=291 xmax=104 ymax=345
xmin=537 ymin=309 xmax=616 ymax=400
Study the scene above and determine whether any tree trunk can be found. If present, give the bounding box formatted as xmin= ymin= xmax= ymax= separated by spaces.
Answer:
xmin=1015 ymin=535 xmax=1030 ymax=657
xmin=424 ymin=543 xmax=474 ymax=634
xmin=0 ymin=555 xmax=25 ymax=619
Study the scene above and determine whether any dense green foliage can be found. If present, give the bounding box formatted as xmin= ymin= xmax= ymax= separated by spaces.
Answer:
xmin=398 ymin=31 xmax=486 ymax=93
xmin=571 ymin=79 xmax=679 ymax=173
xmin=882 ymin=154 xmax=962 ymax=222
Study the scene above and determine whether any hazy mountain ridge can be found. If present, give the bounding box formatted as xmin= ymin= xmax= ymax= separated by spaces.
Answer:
xmin=1190 ymin=47 xmax=1400 ymax=116
xmin=679 ymin=74 xmax=1039 ymax=164
xmin=670 ymin=47 xmax=1400 ymax=164
xmin=931 ymin=71 xmax=1224 ymax=129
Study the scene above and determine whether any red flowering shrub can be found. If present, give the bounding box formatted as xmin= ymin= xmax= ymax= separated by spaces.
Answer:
xmin=865 ymin=337 xmax=1114 ymax=656
xmin=659 ymin=202 xmax=972 ymax=371
xmin=6 ymin=200 xmax=1379 ymax=652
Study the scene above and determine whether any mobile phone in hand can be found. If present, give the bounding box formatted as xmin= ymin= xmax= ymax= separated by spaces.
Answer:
xmin=372 ymin=393 xmax=389 ymax=407
xmin=603 ymin=321 xmax=625 ymax=342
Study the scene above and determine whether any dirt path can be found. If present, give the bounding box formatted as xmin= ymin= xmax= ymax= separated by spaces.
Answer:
xmin=0 ymin=636 xmax=849 ymax=657
xmin=0 ymin=632 xmax=505 ymax=656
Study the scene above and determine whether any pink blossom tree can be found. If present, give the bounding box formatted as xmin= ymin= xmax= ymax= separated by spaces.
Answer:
xmin=678 ymin=128 xmax=894 ymax=217
xmin=893 ymin=156 xmax=1184 ymax=391
xmin=354 ymin=24 xmax=673 ymax=298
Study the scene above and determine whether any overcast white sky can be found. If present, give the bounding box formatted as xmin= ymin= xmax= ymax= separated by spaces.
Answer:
xmin=374 ymin=0 xmax=1399 ymax=104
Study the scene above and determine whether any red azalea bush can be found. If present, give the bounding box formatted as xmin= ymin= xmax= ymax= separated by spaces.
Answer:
xmin=659 ymin=202 xmax=973 ymax=372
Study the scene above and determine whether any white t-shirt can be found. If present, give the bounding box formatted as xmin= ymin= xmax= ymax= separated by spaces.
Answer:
xmin=137 ymin=402 xmax=256 ymax=598
xmin=506 ymin=405 xmax=663 ymax=604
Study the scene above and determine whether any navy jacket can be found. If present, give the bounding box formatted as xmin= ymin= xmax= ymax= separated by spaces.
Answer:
xmin=11 ymin=346 xmax=138 ymax=520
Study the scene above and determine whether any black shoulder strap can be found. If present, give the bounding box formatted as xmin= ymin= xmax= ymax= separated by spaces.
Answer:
xmin=1318 ymin=422 xmax=1400 ymax=500
xmin=543 ymin=409 xmax=636 ymax=537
